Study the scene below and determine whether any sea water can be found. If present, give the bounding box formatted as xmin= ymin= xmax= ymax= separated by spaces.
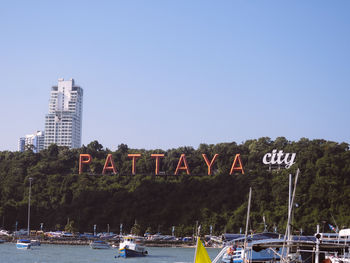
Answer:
xmin=0 ymin=243 xmax=221 ymax=263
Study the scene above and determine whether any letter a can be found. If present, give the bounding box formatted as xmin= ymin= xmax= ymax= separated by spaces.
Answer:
xmin=79 ymin=154 xmax=92 ymax=174
xmin=229 ymin=154 xmax=245 ymax=175
xmin=102 ymin=154 xmax=117 ymax=174
xmin=175 ymin=154 xmax=190 ymax=175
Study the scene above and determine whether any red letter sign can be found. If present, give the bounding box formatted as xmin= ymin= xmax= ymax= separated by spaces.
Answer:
xmin=128 ymin=154 xmax=141 ymax=175
xmin=202 ymin=154 xmax=219 ymax=175
xmin=79 ymin=154 xmax=92 ymax=174
xmin=229 ymin=154 xmax=245 ymax=174
xmin=175 ymin=154 xmax=190 ymax=175
xmin=102 ymin=154 xmax=117 ymax=174
xmin=151 ymin=154 xmax=165 ymax=175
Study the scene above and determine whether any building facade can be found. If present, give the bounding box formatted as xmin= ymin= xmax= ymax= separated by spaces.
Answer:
xmin=44 ymin=78 xmax=83 ymax=149
xmin=18 ymin=131 xmax=45 ymax=153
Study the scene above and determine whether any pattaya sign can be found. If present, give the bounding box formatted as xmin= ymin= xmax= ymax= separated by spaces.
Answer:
xmin=79 ymin=153 xmax=245 ymax=175
xmin=262 ymin=149 xmax=296 ymax=168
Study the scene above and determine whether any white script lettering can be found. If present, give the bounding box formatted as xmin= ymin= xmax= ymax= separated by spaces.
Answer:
xmin=262 ymin=149 xmax=296 ymax=169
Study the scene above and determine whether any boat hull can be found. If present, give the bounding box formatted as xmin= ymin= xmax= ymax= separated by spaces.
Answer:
xmin=119 ymin=247 xmax=147 ymax=258
xmin=16 ymin=243 xmax=31 ymax=249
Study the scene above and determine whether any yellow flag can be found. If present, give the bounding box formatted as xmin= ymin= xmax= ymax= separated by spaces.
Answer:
xmin=194 ymin=238 xmax=212 ymax=263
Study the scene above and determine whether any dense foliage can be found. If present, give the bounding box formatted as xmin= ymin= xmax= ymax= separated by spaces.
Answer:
xmin=0 ymin=137 xmax=349 ymax=236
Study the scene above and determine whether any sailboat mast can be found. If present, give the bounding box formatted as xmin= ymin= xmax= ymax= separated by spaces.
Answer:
xmin=282 ymin=169 xmax=300 ymax=262
xmin=287 ymin=174 xmax=292 ymax=257
xmin=193 ymin=225 xmax=200 ymax=263
xmin=243 ymin=187 xmax=252 ymax=262
xmin=27 ymin=178 xmax=33 ymax=236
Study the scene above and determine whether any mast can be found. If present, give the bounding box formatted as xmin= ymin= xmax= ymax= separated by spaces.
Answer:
xmin=193 ymin=225 xmax=201 ymax=263
xmin=27 ymin=177 xmax=33 ymax=236
xmin=282 ymin=169 xmax=300 ymax=262
xmin=287 ymin=174 xmax=292 ymax=257
xmin=243 ymin=187 xmax=252 ymax=263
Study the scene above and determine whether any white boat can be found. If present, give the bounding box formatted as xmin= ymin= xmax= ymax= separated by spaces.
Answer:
xmin=221 ymin=246 xmax=245 ymax=263
xmin=221 ymin=246 xmax=248 ymax=263
xmin=0 ymin=229 xmax=10 ymax=236
xmin=219 ymin=234 xmax=284 ymax=263
xmin=118 ymin=236 xmax=148 ymax=257
xmin=16 ymin=239 xmax=31 ymax=249
xmin=90 ymin=240 xmax=111 ymax=249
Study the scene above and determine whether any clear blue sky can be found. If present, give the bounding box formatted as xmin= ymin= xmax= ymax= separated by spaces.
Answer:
xmin=1 ymin=1 xmax=349 ymax=151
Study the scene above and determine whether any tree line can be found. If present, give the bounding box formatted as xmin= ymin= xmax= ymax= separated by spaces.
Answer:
xmin=0 ymin=137 xmax=349 ymax=236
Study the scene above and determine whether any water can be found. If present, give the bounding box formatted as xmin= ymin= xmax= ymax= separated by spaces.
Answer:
xmin=0 ymin=243 xmax=221 ymax=263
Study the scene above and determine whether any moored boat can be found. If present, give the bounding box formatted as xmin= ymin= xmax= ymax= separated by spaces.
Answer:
xmin=221 ymin=246 xmax=245 ymax=263
xmin=90 ymin=240 xmax=111 ymax=249
xmin=214 ymin=230 xmax=350 ymax=263
xmin=219 ymin=234 xmax=284 ymax=263
xmin=118 ymin=236 xmax=148 ymax=258
xmin=16 ymin=239 xmax=31 ymax=249
xmin=0 ymin=229 xmax=10 ymax=236
xmin=30 ymin=239 xmax=41 ymax=246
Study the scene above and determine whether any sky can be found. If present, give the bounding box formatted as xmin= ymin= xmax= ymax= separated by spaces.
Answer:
xmin=1 ymin=0 xmax=349 ymax=151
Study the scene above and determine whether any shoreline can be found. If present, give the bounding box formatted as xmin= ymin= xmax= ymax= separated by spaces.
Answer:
xmin=3 ymin=236 xmax=197 ymax=247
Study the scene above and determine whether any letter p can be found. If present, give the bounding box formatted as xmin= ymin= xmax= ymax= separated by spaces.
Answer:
xmin=79 ymin=154 xmax=92 ymax=174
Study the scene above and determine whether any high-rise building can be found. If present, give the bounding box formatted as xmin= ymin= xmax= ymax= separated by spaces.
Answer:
xmin=18 ymin=131 xmax=45 ymax=153
xmin=18 ymin=137 xmax=25 ymax=152
xmin=44 ymin=78 xmax=83 ymax=149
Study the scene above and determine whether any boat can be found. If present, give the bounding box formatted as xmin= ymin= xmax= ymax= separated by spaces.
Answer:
xmin=221 ymin=243 xmax=279 ymax=263
xmin=221 ymin=246 xmax=244 ymax=263
xmin=118 ymin=236 xmax=148 ymax=257
xmin=219 ymin=233 xmax=284 ymax=263
xmin=16 ymin=239 xmax=31 ymax=249
xmin=30 ymin=239 xmax=41 ymax=246
xmin=215 ymin=230 xmax=350 ymax=263
xmin=0 ymin=229 xmax=10 ymax=236
xmin=89 ymin=240 xmax=111 ymax=249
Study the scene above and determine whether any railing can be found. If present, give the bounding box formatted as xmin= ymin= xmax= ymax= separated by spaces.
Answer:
xmin=212 ymin=246 xmax=230 ymax=263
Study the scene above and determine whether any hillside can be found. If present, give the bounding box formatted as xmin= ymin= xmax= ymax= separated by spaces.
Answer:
xmin=0 ymin=137 xmax=349 ymax=236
